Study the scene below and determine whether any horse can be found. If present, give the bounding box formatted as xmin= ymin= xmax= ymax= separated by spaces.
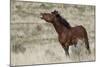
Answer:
xmin=40 ymin=10 xmax=91 ymax=56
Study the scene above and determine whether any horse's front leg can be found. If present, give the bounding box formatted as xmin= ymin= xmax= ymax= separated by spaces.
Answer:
xmin=61 ymin=43 xmax=69 ymax=56
xmin=59 ymin=38 xmax=69 ymax=56
xmin=65 ymin=44 xmax=69 ymax=56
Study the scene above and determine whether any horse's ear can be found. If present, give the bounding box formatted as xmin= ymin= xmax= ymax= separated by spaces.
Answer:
xmin=51 ymin=11 xmax=54 ymax=14
xmin=54 ymin=10 xmax=58 ymax=13
xmin=51 ymin=10 xmax=58 ymax=14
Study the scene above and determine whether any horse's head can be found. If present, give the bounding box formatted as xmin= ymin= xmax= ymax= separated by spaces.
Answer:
xmin=40 ymin=10 xmax=59 ymax=23
xmin=40 ymin=13 xmax=55 ymax=23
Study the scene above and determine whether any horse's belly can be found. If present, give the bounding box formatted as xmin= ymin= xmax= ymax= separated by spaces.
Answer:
xmin=70 ymin=38 xmax=84 ymax=46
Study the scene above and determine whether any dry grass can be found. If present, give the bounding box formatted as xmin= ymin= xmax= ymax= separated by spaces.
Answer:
xmin=10 ymin=0 xmax=95 ymax=66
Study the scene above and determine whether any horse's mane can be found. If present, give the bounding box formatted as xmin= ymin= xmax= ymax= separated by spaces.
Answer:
xmin=55 ymin=13 xmax=71 ymax=29
xmin=51 ymin=10 xmax=71 ymax=28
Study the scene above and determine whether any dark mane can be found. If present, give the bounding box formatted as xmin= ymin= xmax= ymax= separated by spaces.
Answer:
xmin=54 ymin=12 xmax=71 ymax=29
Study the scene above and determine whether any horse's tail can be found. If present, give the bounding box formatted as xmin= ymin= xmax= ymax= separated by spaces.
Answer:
xmin=84 ymin=35 xmax=91 ymax=54
xmin=82 ymin=27 xmax=91 ymax=54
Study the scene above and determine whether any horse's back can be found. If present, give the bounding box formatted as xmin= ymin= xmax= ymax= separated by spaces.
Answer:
xmin=71 ymin=25 xmax=87 ymax=39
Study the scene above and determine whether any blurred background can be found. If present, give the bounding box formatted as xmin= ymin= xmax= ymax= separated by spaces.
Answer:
xmin=10 ymin=0 xmax=95 ymax=66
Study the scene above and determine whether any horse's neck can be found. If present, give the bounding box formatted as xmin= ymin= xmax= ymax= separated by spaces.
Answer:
xmin=52 ymin=19 xmax=68 ymax=35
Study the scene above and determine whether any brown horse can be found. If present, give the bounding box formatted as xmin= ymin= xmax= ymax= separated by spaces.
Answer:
xmin=40 ymin=10 xmax=91 ymax=56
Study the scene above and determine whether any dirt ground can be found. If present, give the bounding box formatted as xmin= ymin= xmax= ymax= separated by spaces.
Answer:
xmin=10 ymin=0 xmax=95 ymax=66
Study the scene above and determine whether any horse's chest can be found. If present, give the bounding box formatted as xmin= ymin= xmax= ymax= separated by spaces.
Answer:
xmin=59 ymin=32 xmax=71 ymax=43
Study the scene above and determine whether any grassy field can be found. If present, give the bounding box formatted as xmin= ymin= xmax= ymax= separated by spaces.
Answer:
xmin=10 ymin=0 xmax=95 ymax=66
